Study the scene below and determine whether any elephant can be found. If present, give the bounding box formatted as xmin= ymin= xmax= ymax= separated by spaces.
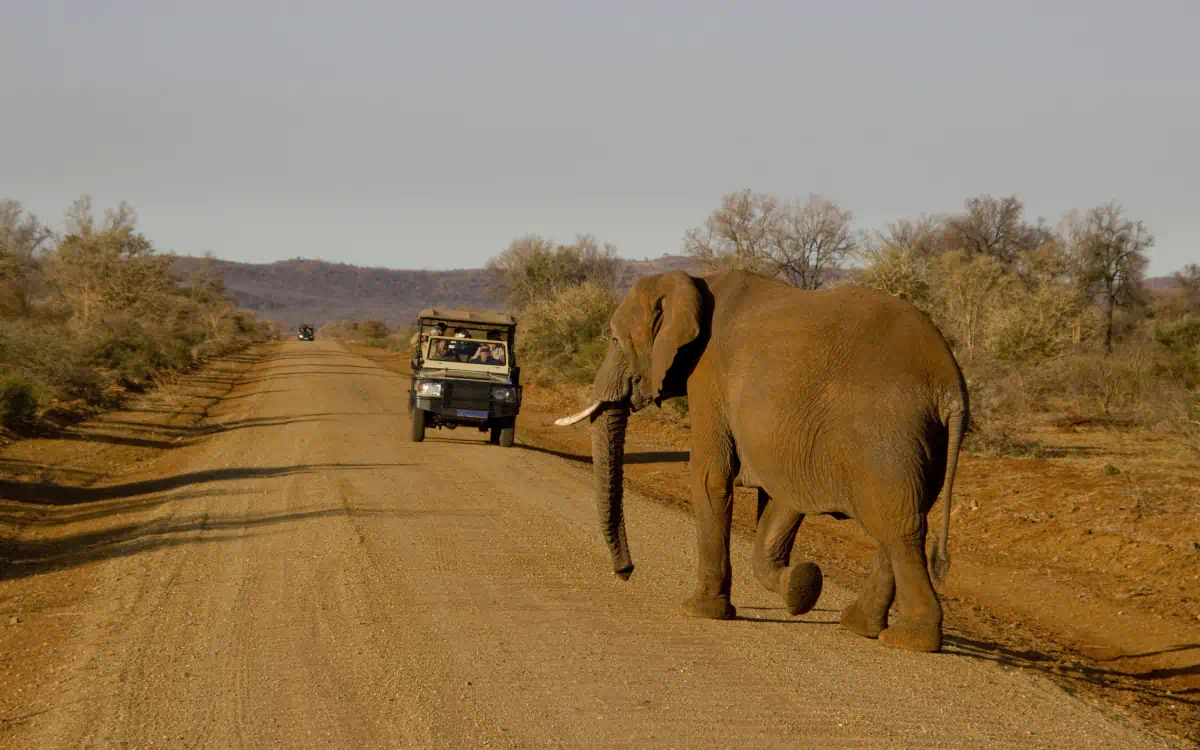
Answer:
xmin=554 ymin=269 xmax=969 ymax=653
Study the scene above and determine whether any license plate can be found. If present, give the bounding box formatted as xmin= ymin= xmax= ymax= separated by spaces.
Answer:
xmin=456 ymin=409 xmax=489 ymax=419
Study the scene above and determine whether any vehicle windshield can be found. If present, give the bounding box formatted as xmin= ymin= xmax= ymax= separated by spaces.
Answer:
xmin=424 ymin=336 xmax=508 ymax=368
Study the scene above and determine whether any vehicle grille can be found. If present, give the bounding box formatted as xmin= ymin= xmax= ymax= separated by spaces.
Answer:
xmin=444 ymin=381 xmax=491 ymax=408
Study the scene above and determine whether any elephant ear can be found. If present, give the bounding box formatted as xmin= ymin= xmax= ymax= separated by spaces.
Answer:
xmin=649 ymin=271 xmax=702 ymax=399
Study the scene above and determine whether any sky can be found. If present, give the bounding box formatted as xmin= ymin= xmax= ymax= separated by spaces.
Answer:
xmin=2 ymin=0 xmax=1197 ymax=276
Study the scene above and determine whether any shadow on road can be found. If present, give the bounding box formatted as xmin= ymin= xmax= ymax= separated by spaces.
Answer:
xmin=0 ymin=462 xmax=406 ymax=507
xmin=62 ymin=413 xmax=384 ymax=448
xmin=0 ymin=498 xmax=473 ymax=582
xmin=517 ymin=443 xmax=689 ymax=465
xmin=942 ymin=631 xmax=1199 ymax=718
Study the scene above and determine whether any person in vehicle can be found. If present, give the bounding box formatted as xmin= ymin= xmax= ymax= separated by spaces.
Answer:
xmin=470 ymin=344 xmax=493 ymax=364
xmin=487 ymin=344 xmax=506 ymax=364
xmin=430 ymin=339 xmax=450 ymax=360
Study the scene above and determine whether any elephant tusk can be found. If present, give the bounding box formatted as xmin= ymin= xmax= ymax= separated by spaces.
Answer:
xmin=554 ymin=400 xmax=603 ymax=427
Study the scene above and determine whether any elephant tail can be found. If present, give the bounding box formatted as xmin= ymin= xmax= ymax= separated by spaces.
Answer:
xmin=930 ymin=402 xmax=968 ymax=588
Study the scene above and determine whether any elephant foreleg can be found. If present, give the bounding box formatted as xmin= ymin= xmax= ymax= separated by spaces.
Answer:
xmin=682 ymin=432 xmax=738 ymax=620
xmin=839 ymin=546 xmax=895 ymax=638
xmin=751 ymin=490 xmax=822 ymax=615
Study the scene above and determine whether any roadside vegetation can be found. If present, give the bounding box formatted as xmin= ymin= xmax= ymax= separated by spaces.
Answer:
xmin=478 ymin=191 xmax=1199 ymax=457
xmin=483 ymin=232 xmax=625 ymax=387
xmin=319 ymin=319 xmax=414 ymax=351
xmin=0 ymin=196 xmax=276 ymax=432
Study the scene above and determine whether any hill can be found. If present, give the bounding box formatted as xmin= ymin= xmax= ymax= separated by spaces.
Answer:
xmin=171 ymin=254 xmax=1185 ymax=331
xmin=170 ymin=254 xmax=703 ymax=330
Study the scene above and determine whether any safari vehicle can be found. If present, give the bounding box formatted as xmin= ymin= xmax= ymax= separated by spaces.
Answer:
xmin=298 ymin=324 xmax=315 ymax=341
xmin=408 ymin=307 xmax=522 ymax=447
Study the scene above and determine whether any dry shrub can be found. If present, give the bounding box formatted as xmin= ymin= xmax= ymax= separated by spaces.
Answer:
xmin=857 ymin=244 xmax=932 ymax=306
xmin=517 ymin=281 xmax=620 ymax=386
xmin=0 ymin=318 xmax=107 ymax=404
xmin=1 ymin=198 xmax=270 ymax=426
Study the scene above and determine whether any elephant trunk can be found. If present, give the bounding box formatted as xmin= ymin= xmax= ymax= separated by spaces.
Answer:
xmin=591 ymin=401 xmax=634 ymax=580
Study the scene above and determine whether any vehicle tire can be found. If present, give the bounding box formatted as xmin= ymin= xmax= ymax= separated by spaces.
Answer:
xmin=410 ymin=408 xmax=426 ymax=442
xmin=489 ymin=426 xmax=501 ymax=445
xmin=499 ymin=425 xmax=515 ymax=448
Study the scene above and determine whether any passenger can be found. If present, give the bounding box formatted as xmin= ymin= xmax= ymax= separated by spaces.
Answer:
xmin=454 ymin=340 xmax=472 ymax=362
xmin=431 ymin=339 xmax=449 ymax=360
xmin=488 ymin=345 xmax=507 ymax=365
xmin=470 ymin=345 xmax=492 ymax=363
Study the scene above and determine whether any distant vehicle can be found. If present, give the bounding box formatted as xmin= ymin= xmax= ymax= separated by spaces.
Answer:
xmin=298 ymin=324 xmax=315 ymax=341
xmin=408 ymin=308 xmax=521 ymax=447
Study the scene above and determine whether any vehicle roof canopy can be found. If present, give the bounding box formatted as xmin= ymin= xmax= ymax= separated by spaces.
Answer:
xmin=417 ymin=307 xmax=517 ymax=328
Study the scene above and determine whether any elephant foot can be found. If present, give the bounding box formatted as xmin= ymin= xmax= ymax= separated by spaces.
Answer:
xmin=878 ymin=620 xmax=942 ymax=653
xmin=682 ymin=594 xmax=737 ymax=620
xmin=781 ymin=562 xmax=823 ymax=616
xmin=839 ymin=600 xmax=887 ymax=639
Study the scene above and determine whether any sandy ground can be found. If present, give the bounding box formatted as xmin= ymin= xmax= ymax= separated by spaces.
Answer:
xmin=0 ymin=341 xmax=1192 ymax=748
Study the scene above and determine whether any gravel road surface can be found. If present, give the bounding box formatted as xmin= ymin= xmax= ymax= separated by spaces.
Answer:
xmin=3 ymin=342 xmax=1186 ymax=748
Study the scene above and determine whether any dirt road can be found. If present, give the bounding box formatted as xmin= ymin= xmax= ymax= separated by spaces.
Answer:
xmin=1 ymin=342 xmax=1190 ymax=748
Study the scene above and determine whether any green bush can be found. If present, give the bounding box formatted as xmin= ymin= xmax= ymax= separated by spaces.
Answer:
xmin=0 ymin=373 xmax=38 ymax=428
xmin=518 ymin=281 xmax=620 ymax=385
xmin=1154 ymin=316 xmax=1200 ymax=352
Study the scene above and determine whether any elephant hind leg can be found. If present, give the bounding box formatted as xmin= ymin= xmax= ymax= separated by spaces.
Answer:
xmin=839 ymin=546 xmax=895 ymax=638
xmin=752 ymin=489 xmax=823 ymax=616
xmin=877 ymin=527 xmax=944 ymax=653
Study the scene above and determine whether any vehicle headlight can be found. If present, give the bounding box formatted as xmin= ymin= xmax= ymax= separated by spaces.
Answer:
xmin=492 ymin=386 xmax=516 ymax=402
xmin=416 ymin=381 xmax=443 ymax=397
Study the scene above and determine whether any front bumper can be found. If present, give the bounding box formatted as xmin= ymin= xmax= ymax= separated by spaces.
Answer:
xmin=410 ymin=379 xmax=522 ymax=422
xmin=412 ymin=397 xmax=521 ymax=421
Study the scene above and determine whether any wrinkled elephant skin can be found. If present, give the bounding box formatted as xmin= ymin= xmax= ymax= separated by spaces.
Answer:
xmin=560 ymin=269 xmax=969 ymax=654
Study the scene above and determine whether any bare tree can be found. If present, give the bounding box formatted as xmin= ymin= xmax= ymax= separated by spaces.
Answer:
xmin=684 ymin=189 xmax=857 ymax=287
xmin=63 ymin=195 xmax=95 ymax=237
xmin=943 ymin=194 xmax=1050 ymax=266
xmin=183 ymin=250 xmax=229 ymax=305
xmin=1174 ymin=263 xmax=1200 ymax=314
xmin=929 ymin=251 xmax=1014 ymax=355
xmin=767 ymin=194 xmax=858 ymax=289
xmin=874 ymin=214 xmax=949 ymax=260
xmin=0 ymin=200 xmax=55 ymax=317
xmin=50 ymin=200 xmax=176 ymax=328
xmin=1069 ymin=202 xmax=1154 ymax=353
xmin=682 ymin=189 xmax=778 ymax=274
xmin=485 ymin=233 xmax=623 ymax=311
xmin=62 ymin=194 xmax=137 ymax=239
xmin=563 ymin=233 xmax=623 ymax=290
